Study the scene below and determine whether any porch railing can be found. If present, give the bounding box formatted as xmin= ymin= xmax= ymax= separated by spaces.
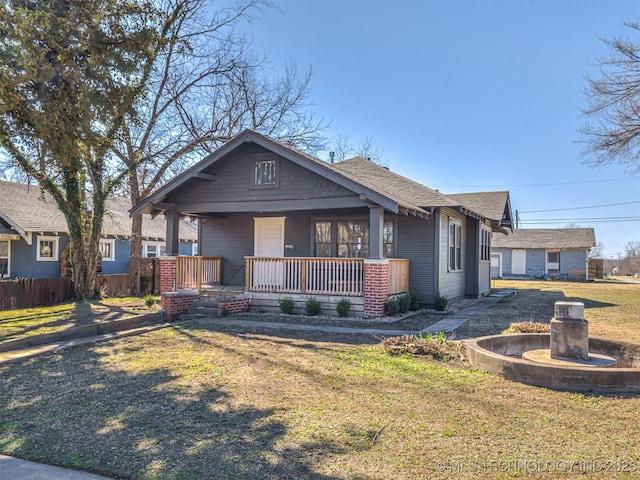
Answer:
xmin=388 ymin=258 xmax=410 ymax=295
xmin=245 ymin=257 xmax=365 ymax=296
xmin=176 ymin=256 xmax=222 ymax=291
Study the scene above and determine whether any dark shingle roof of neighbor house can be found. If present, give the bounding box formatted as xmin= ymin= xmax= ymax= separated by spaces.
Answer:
xmin=0 ymin=180 xmax=196 ymax=241
xmin=492 ymin=228 xmax=596 ymax=249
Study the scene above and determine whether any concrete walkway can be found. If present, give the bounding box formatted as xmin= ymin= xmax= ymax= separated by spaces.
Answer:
xmin=0 ymin=290 xmax=514 ymax=479
xmin=0 ymin=455 xmax=112 ymax=480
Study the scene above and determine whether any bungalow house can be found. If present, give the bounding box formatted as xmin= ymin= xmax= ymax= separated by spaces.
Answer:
xmin=132 ymin=130 xmax=513 ymax=316
xmin=490 ymin=228 xmax=596 ymax=280
xmin=0 ymin=180 xmax=198 ymax=279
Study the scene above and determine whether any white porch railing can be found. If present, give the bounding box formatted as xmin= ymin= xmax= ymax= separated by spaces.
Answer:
xmin=245 ymin=257 xmax=365 ymax=296
xmin=176 ymin=256 xmax=222 ymax=291
xmin=388 ymin=258 xmax=410 ymax=295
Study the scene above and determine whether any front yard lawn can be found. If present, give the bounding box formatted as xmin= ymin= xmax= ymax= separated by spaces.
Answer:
xmin=0 ymin=281 xmax=639 ymax=479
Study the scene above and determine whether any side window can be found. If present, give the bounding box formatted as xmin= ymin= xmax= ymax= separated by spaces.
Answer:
xmin=481 ymin=228 xmax=491 ymax=261
xmin=383 ymin=221 xmax=394 ymax=258
xmin=0 ymin=240 xmax=9 ymax=277
xmin=99 ymin=239 xmax=115 ymax=261
xmin=448 ymin=221 xmax=461 ymax=271
xmin=37 ymin=236 xmax=59 ymax=261
xmin=253 ymin=158 xmax=278 ymax=187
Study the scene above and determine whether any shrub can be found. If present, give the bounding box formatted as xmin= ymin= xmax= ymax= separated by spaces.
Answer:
xmin=384 ymin=298 xmax=399 ymax=316
xmin=398 ymin=294 xmax=410 ymax=314
xmin=502 ymin=322 xmax=550 ymax=334
xmin=336 ymin=298 xmax=352 ymax=317
xmin=381 ymin=332 xmax=460 ymax=361
xmin=306 ymin=297 xmax=321 ymax=316
xmin=279 ymin=297 xmax=294 ymax=314
xmin=407 ymin=289 xmax=421 ymax=311
xmin=434 ymin=292 xmax=448 ymax=312
xmin=144 ymin=294 xmax=156 ymax=308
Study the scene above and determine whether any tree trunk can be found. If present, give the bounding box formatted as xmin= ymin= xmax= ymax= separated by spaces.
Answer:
xmin=129 ymin=213 xmax=143 ymax=295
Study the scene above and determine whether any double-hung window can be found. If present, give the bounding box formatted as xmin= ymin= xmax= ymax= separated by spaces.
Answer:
xmin=99 ymin=239 xmax=115 ymax=261
xmin=143 ymin=242 xmax=166 ymax=258
xmin=37 ymin=235 xmax=59 ymax=261
xmin=480 ymin=228 xmax=491 ymax=261
xmin=0 ymin=240 xmax=9 ymax=277
xmin=448 ymin=221 xmax=461 ymax=271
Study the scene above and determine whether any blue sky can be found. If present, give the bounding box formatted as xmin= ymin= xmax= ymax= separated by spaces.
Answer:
xmin=246 ymin=0 xmax=640 ymax=258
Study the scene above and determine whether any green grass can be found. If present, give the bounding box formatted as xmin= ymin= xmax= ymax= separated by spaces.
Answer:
xmin=0 ymin=282 xmax=639 ymax=479
xmin=0 ymin=297 xmax=155 ymax=342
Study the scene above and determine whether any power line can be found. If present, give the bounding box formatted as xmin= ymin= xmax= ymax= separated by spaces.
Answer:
xmin=433 ymin=177 xmax=637 ymax=189
xmin=519 ymin=200 xmax=640 ymax=213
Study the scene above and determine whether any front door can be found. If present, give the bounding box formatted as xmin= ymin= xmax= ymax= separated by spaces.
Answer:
xmin=512 ymin=249 xmax=526 ymax=275
xmin=253 ymin=217 xmax=285 ymax=288
xmin=546 ymin=250 xmax=560 ymax=275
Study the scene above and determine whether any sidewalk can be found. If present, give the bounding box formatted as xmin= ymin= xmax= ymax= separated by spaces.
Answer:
xmin=0 ymin=455 xmax=112 ymax=480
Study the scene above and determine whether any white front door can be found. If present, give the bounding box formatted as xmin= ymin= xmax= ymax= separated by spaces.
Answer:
xmin=254 ymin=217 xmax=285 ymax=257
xmin=253 ymin=217 xmax=285 ymax=288
xmin=512 ymin=249 xmax=526 ymax=275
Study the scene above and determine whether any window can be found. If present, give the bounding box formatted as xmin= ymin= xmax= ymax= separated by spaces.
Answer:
xmin=481 ymin=228 xmax=491 ymax=261
xmin=143 ymin=242 xmax=166 ymax=258
xmin=448 ymin=221 xmax=461 ymax=271
xmin=338 ymin=221 xmax=370 ymax=258
xmin=383 ymin=221 xmax=394 ymax=258
xmin=315 ymin=221 xmax=332 ymax=257
xmin=0 ymin=240 xmax=8 ymax=278
xmin=99 ymin=239 xmax=115 ymax=261
xmin=192 ymin=243 xmax=198 ymax=256
xmin=254 ymin=159 xmax=277 ymax=186
xmin=37 ymin=235 xmax=59 ymax=261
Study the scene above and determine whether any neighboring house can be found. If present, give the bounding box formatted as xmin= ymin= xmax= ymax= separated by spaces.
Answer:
xmin=0 ymin=181 xmax=197 ymax=279
xmin=132 ymin=130 xmax=514 ymax=308
xmin=491 ymin=228 xmax=596 ymax=280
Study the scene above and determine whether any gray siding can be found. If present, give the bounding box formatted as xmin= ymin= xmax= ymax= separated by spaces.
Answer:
xmin=173 ymin=145 xmax=354 ymax=204
xmin=464 ymin=219 xmax=479 ymax=297
xmin=439 ymin=208 xmax=466 ymax=301
xmin=396 ymin=215 xmax=435 ymax=305
xmin=492 ymin=247 xmax=588 ymax=278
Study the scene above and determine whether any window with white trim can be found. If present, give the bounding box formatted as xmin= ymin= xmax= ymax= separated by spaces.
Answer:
xmin=192 ymin=243 xmax=198 ymax=256
xmin=37 ymin=235 xmax=59 ymax=261
xmin=0 ymin=240 xmax=9 ymax=278
xmin=99 ymin=239 xmax=115 ymax=261
xmin=481 ymin=228 xmax=491 ymax=261
xmin=143 ymin=241 xmax=166 ymax=258
xmin=448 ymin=220 xmax=461 ymax=271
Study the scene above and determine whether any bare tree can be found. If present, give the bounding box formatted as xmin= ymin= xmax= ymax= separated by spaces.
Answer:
xmin=113 ymin=0 xmax=328 ymax=293
xmin=624 ymin=240 xmax=640 ymax=257
xmin=580 ymin=21 xmax=640 ymax=175
xmin=329 ymin=133 xmax=385 ymax=165
xmin=588 ymin=241 xmax=606 ymax=258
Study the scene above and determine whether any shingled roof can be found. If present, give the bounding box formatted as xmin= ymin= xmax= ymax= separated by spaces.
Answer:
xmin=492 ymin=228 xmax=596 ymax=249
xmin=0 ymin=181 xmax=196 ymax=242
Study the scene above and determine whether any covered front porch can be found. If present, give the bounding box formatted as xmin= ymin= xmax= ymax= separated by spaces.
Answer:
xmin=160 ymin=255 xmax=410 ymax=318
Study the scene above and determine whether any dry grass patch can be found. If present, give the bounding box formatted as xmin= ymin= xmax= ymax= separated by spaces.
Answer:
xmin=502 ymin=321 xmax=551 ymax=334
xmin=0 ymin=297 xmax=155 ymax=342
xmin=381 ymin=332 xmax=461 ymax=361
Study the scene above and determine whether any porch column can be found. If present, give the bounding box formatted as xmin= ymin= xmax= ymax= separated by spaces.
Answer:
xmin=369 ymin=206 xmax=385 ymax=259
xmin=159 ymin=256 xmax=176 ymax=294
xmin=165 ymin=211 xmax=180 ymax=257
xmin=364 ymin=258 xmax=389 ymax=316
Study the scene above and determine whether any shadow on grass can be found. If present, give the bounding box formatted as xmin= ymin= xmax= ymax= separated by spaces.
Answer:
xmin=0 ymin=344 xmax=343 ymax=480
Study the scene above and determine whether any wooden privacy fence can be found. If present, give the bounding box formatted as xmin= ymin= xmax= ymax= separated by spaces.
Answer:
xmin=246 ymin=257 xmax=365 ymax=296
xmin=388 ymin=259 xmax=410 ymax=295
xmin=175 ymin=256 xmax=222 ymax=291
xmin=96 ymin=274 xmax=131 ymax=297
xmin=0 ymin=277 xmax=73 ymax=310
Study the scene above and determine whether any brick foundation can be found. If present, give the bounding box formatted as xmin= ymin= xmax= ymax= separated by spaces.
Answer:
xmin=162 ymin=290 xmax=199 ymax=321
xmin=364 ymin=259 xmax=389 ymax=316
xmin=217 ymin=297 xmax=251 ymax=315
xmin=159 ymin=256 xmax=177 ymax=294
